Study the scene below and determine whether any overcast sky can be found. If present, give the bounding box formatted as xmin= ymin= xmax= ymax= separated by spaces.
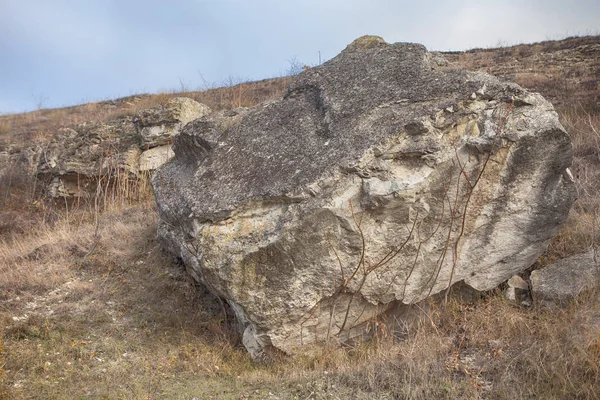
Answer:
xmin=1 ymin=0 xmax=598 ymax=113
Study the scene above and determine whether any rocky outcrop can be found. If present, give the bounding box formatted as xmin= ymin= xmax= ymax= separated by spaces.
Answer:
xmin=0 ymin=143 xmax=41 ymax=182
xmin=152 ymin=36 xmax=577 ymax=360
xmin=37 ymin=119 xmax=140 ymax=197
xmin=138 ymin=145 xmax=174 ymax=172
xmin=531 ymin=249 xmax=599 ymax=306
xmin=134 ymin=97 xmax=211 ymax=149
xmin=36 ymin=97 xmax=212 ymax=198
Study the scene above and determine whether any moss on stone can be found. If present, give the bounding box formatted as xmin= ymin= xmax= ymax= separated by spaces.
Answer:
xmin=346 ymin=35 xmax=387 ymax=51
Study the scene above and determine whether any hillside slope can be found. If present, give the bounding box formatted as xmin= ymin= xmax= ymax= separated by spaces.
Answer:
xmin=0 ymin=36 xmax=599 ymax=399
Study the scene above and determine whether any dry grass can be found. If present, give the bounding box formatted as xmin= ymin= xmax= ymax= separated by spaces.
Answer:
xmin=0 ymin=77 xmax=289 ymax=152
xmin=0 ymin=335 xmax=6 ymax=400
xmin=0 ymin=77 xmax=290 ymax=241
xmin=0 ymin=205 xmax=251 ymax=399
xmin=1 ymin=208 xmax=598 ymax=399
xmin=544 ymin=102 xmax=600 ymax=262
xmin=277 ymin=293 xmax=600 ymax=399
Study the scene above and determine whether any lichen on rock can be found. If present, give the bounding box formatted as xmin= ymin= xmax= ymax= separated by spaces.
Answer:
xmin=134 ymin=97 xmax=212 ymax=149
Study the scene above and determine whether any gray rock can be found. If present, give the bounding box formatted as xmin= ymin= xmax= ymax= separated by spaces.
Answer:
xmin=504 ymin=275 xmax=531 ymax=306
xmin=35 ymin=97 xmax=213 ymax=198
xmin=139 ymin=145 xmax=174 ymax=172
xmin=531 ymin=249 xmax=599 ymax=306
xmin=0 ymin=145 xmax=42 ymax=185
xmin=152 ymin=36 xmax=577 ymax=360
xmin=133 ymin=97 xmax=211 ymax=149
xmin=37 ymin=119 xmax=141 ymax=198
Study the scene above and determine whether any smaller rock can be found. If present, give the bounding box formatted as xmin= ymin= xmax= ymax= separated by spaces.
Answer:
xmin=530 ymin=249 xmax=600 ymax=307
xmin=504 ymin=275 xmax=531 ymax=306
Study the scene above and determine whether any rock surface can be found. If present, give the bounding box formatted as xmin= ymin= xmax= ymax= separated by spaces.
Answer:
xmin=504 ymin=275 xmax=531 ymax=306
xmin=139 ymin=145 xmax=175 ymax=172
xmin=152 ymin=36 xmax=577 ymax=360
xmin=531 ymin=249 xmax=599 ymax=306
xmin=36 ymin=97 xmax=210 ymax=198
xmin=134 ymin=97 xmax=211 ymax=148
xmin=37 ymin=119 xmax=141 ymax=197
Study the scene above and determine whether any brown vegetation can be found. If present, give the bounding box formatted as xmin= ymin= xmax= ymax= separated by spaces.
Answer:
xmin=0 ymin=77 xmax=290 ymax=155
xmin=0 ymin=77 xmax=291 ymax=240
xmin=0 ymin=36 xmax=599 ymax=398
xmin=1 ymin=203 xmax=599 ymax=399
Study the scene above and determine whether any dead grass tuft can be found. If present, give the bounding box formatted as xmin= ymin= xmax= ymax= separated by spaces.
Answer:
xmin=279 ymin=293 xmax=600 ymax=399
xmin=0 ymin=204 xmax=252 ymax=398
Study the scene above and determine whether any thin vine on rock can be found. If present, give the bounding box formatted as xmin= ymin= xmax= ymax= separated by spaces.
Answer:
xmin=317 ymin=99 xmax=516 ymax=340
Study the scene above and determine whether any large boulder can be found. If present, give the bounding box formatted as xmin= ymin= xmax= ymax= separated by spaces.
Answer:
xmin=152 ymin=36 xmax=577 ymax=360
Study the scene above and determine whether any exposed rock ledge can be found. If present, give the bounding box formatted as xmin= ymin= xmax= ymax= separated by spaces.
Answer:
xmin=152 ymin=36 xmax=577 ymax=360
xmin=36 ymin=97 xmax=218 ymax=198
